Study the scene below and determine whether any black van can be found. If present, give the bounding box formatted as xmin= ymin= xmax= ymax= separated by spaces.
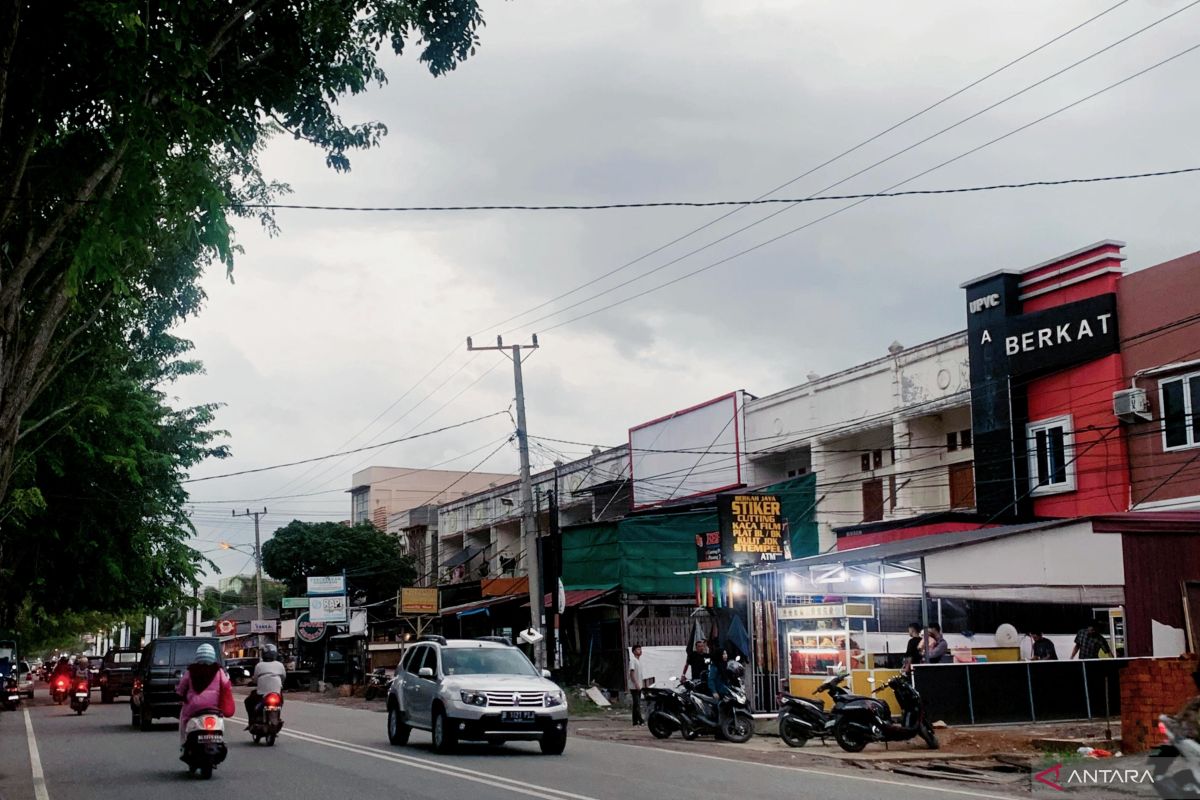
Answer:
xmin=130 ymin=636 xmax=222 ymax=731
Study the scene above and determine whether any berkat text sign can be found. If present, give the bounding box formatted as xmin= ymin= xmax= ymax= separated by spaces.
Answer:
xmin=718 ymin=493 xmax=789 ymax=567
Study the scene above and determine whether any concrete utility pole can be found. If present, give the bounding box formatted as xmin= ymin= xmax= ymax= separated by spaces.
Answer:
xmin=232 ymin=507 xmax=268 ymax=622
xmin=467 ymin=334 xmax=544 ymax=667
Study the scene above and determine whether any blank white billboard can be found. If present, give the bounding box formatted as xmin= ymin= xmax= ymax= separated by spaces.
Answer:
xmin=629 ymin=392 xmax=745 ymax=509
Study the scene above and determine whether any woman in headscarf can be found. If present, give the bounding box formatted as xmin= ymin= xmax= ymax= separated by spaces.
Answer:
xmin=175 ymin=643 xmax=234 ymax=746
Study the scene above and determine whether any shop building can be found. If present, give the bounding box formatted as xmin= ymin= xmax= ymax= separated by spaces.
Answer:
xmin=348 ymin=465 xmax=513 ymax=529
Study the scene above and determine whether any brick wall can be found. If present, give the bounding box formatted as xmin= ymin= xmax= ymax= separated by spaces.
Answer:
xmin=1121 ymin=656 xmax=1198 ymax=753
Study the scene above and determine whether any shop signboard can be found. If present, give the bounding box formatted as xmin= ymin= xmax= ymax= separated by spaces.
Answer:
xmin=400 ymin=587 xmax=439 ymax=614
xmin=777 ymin=602 xmax=875 ymax=621
xmin=306 ymin=575 xmax=346 ymax=595
xmin=694 ymin=530 xmax=723 ymax=570
xmin=215 ymin=619 xmax=236 ymax=636
xmin=281 ymin=596 xmax=310 ymax=609
xmin=295 ymin=612 xmax=326 ymax=643
xmin=309 ymin=594 xmax=348 ymax=624
xmin=249 ymin=620 xmax=277 ymax=634
xmin=718 ymin=492 xmax=789 ymax=567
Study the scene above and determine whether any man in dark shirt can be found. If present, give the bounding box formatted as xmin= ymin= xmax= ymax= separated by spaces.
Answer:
xmin=684 ymin=639 xmax=710 ymax=691
xmin=1071 ymin=623 xmax=1113 ymax=660
xmin=1030 ymin=631 xmax=1058 ymax=660
xmin=904 ymin=623 xmax=921 ymax=667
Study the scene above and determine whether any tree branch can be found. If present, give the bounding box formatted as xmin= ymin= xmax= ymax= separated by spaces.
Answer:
xmin=0 ymin=0 xmax=20 ymax=143
xmin=15 ymin=399 xmax=79 ymax=445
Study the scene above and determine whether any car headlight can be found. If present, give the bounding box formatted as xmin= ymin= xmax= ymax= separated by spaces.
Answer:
xmin=459 ymin=691 xmax=487 ymax=707
xmin=544 ymin=690 xmax=565 ymax=707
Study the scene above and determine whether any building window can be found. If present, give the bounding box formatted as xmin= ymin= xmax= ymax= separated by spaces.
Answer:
xmin=1160 ymin=372 xmax=1200 ymax=451
xmin=862 ymin=479 xmax=884 ymax=522
xmin=861 ymin=453 xmax=871 ymax=472
xmin=960 ymin=429 xmax=972 ymax=449
xmin=872 ymin=449 xmax=883 ymax=469
xmin=1026 ymin=416 xmax=1075 ymax=495
xmin=352 ymin=490 xmax=369 ymax=523
xmin=946 ymin=432 xmax=958 ymax=452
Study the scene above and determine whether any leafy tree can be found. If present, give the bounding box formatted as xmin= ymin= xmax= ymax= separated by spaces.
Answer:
xmin=199 ymin=578 xmax=288 ymax=620
xmin=0 ymin=1 xmax=484 ymax=625
xmin=262 ymin=521 xmax=416 ymax=604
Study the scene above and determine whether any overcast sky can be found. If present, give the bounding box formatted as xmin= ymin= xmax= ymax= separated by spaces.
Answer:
xmin=179 ymin=0 xmax=1200 ymax=582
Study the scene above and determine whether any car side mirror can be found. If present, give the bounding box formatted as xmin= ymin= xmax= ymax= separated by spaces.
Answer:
xmin=542 ymin=669 xmax=552 ymax=679
xmin=418 ymin=667 xmax=434 ymax=679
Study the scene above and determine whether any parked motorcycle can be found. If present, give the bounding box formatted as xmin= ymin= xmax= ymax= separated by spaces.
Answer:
xmin=1150 ymin=714 xmax=1200 ymax=798
xmin=363 ymin=669 xmax=390 ymax=700
xmin=248 ymin=691 xmax=284 ymax=746
xmin=779 ymin=671 xmax=874 ymax=747
xmin=2 ymin=674 xmax=19 ymax=711
xmin=182 ymin=709 xmax=228 ymax=779
xmin=69 ymin=679 xmax=90 ymax=715
xmin=645 ymin=660 xmax=754 ymax=743
xmin=644 ymin=682 xmax=699 ymax=741
xmin=833 ymin=673 xmax=938 ymax=752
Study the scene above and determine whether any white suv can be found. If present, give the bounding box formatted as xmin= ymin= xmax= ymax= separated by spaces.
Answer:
xmin=386 ymin=637 xmax=568 ymax=755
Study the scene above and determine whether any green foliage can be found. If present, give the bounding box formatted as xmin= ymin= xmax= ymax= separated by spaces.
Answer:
xmin=200 ymin=579 xmax=288 ymax=621
xmin=0 ymin=0 xmax=484 ymax=628
xmin=262 ymin=521 xmax=416 ymax=605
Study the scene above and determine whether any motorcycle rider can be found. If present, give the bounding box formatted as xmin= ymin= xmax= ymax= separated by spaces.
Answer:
xmin=72 ymin=655 xmax=90 ymax=686
xmin=176 ymin=643 xmax=235 ymax=750
xmin=244 ymin=644 xmax=286 ymax=725
xmin=50 ymin=656 xmax=71 ymax=684
xmin=707 ymin=646 xmax=730 ymax=698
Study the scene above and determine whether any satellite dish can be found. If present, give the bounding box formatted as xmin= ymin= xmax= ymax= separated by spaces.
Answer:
xmin=995 ymin=623 xmax=1019 ymax=647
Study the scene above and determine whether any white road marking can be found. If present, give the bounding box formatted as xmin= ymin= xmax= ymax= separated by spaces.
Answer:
xmin=230 ymin=716 xmax=597 ymax=800
xmin=595 ymin=739 xmax=1019 ymax=800
xmin=24 ymin=708 xmax=50 ymax=800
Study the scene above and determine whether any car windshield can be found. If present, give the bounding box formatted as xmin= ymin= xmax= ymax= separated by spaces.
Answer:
xmin=441 ymin=647 xmax=537 ymax=676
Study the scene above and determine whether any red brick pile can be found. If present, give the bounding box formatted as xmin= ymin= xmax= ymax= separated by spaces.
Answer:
xmin=1121 ymin=656 xmax=1198 ymax=753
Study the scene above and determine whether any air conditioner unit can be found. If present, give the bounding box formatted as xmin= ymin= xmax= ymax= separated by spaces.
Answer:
xmin=1113 ymin=388 xmax=1151 ymax=422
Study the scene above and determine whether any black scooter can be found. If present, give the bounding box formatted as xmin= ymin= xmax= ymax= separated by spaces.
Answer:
xmin=833 ymin=673 xmax=938 ymax=752
xmin=646 ymin=662 xmax=754 ymax=743
xmin=69 ymin=678 xmax=90 ymax=715
xmin=248 ymin=692 xmax=284 ymax=745
xmin=645 ymin=682 xmax=699 ymax=740
xmin=2 ymin=674 xmax=19 ymax=711
xmin=778 ymin=672 xmax=872 ymax=747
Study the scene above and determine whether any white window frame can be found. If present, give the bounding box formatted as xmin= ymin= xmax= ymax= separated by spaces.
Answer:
xmin=1159 ymin=371 xmax=1200 ymax=452
xmin=1026 ymin=415 xmax=1076 ymax=496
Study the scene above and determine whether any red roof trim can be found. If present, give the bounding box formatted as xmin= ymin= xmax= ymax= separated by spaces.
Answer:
xmin=1090 ymin=511 xmax=1200 ymax=534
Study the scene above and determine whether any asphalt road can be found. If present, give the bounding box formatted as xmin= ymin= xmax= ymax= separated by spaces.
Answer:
xmin=0 ymin=692 xmax=1023 ymax=800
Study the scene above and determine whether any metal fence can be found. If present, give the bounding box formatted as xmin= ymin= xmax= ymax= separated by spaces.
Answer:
xmin=912 ymin=658 xmax=1131 ymax=726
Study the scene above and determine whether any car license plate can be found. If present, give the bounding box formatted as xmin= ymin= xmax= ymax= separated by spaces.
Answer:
xmin=74 ymin=693 xmax=88 ymax=698
xmin=6 ymin=694 xmax=18 ymax=701
xmin=501 ymin=711 xmax=535 ymax=723
xmin=196 ymin=733 xmax=222 ymax=743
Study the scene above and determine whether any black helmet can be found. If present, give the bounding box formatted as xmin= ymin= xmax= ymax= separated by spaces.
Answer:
xmin=261 ymin=644 xmax=278 ymax=662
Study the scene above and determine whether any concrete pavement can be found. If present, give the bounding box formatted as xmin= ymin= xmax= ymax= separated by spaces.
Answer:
xmin=0 ymin=693 xmax=1027 ymax=800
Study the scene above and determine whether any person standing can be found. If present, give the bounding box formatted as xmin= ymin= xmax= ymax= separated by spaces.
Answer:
xmin=923 ymin=624 xmax=951 ymax=663
xmin=1030 ymin=631 xmax=1058 ymax=661
xmin=628 ymin=645 xmax=645 ymax=727
xmin=683 ymin=639 xmax=710 ymax=691
xmin=1071 ymin=623 xmax=1113 ymax=660
xmin=904 ymin=623 xmax=921 ymax=668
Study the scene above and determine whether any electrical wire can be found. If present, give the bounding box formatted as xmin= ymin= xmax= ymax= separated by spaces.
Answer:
xmin=226 ymin=168 xmax=1200 ymax=213
xmin=181 ymin=409 xmax=507 ymax=483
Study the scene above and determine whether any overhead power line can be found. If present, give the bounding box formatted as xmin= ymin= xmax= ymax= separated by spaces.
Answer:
xmin=225 ymin=167 xmax=1200 ymax=213
xmin=181 ymin=410 xmax=507 ymax=484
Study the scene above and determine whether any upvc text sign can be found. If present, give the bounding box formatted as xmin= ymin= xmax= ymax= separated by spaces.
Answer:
xmin=718 ymin=493 xmax=790 ymax=567
xmin=309 ymin=594 xmax=348 ymax=623
xmin=973 ymin=293 xmax=1119 ymax=377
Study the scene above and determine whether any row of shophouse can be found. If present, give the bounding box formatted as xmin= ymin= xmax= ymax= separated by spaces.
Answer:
xmin=350 ymin=239 xmax=1200 ymax=724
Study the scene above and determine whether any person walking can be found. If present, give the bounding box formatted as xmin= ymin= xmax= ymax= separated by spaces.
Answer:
xmin=1030 ymin=631 xmax=1058 ymax=661
xmin=628 ymin=645 xmax=646 ymax=727
xmin=1070 ymin=623 xmax=1113 ymax=660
